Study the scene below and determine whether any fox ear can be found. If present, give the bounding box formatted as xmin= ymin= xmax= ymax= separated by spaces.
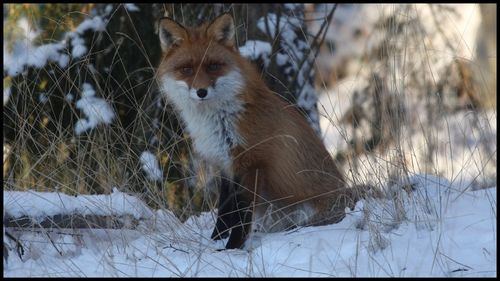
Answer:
xmin=206 ymin=13 xmax=235 ymax=48
xmin=159 ymin=17 xmax=188 ymax=52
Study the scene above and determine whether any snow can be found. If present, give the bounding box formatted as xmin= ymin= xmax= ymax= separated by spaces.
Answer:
xmin=65 ymin=93 xmax=74 ymax=102
xmin=257 ymin=14 xmax=278 ymax=39
xmin=3 ymin=175 xmax=496 ymax=276
xmin=4 ymin=14 xmax=107 ymax=76
xmin=308 ymin=4 xmax=481 ymax=86
xmin=276 ymin=53 xmax=288 ymax=66
xmin=38 ymin=92 xmax=48 ymax=104
xmin=74 ymin=83 xmax=115 ymax=135
xmin=140 ymin=151 xmax=163 ymax=181
xmin=17 ymin=17 xmax=39 ymax=42
xmin=257 ymin=13 xmax=300 ymax=48
xmin=318 ymin=83 xmax=497 ymax=190
xmin=4 ymin=87 xmax=11 ymax=105
xmin=70 ymin=35 xmax=87 ymax=58
xmin=75 ymin=16 xmax=106 ymax=35
xmin=70 ymin=16 xmax=106 ymax=58
xmin=104 ymin=5 xmax=114 ymax=16
xmin=238 ymin=40 xmax=272 ymax=66
xmin=124 ymin=4 xmax=140 ymax=12
xmin=3 ymin=188 xmax=154 ymax=222
xmin=3 ymin=41 xmax=69 ymax=76
xmin=254 ymin=7 xmax=321 ymax=133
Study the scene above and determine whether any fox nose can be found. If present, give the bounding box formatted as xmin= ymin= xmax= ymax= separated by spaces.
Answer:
xmin=197 ymin=88 xmax=208 ymax=99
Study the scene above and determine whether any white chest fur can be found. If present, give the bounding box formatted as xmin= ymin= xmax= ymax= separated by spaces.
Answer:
xmin=181 ymin=106 xmax=241 ymax=171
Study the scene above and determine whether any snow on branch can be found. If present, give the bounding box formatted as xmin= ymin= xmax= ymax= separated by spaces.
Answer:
xmin=239 ymin=40 xmax=272 ymax=67
xmin=255 ymin=4 xmax=331 ymax=134
xmin=4 ymin=188 xmax=154 ymax=229
xmin=140 ymin=151 xmax=163 ymax=181
xmin=3 ymin=13 xmax=108 ymax=76
xmin=74 ymin=83 xmax=116 ymax=135
xmin=3 ymin=42 xmax=69 ymax=77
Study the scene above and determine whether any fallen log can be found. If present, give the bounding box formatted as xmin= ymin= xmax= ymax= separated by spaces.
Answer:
xmin=4 ymin=213 xmax=141 ymax=230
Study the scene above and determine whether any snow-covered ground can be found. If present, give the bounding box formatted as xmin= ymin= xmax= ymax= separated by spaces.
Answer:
xmin=3 ymin=175 xmax=496 ymax=277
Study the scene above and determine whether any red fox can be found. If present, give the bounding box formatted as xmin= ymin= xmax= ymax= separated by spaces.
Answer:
xmin=157 ymin=13 xmax=362 ymax=249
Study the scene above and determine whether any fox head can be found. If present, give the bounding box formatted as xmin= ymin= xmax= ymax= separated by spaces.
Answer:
xmin=157 ymin=13 xmax=245 ymax=111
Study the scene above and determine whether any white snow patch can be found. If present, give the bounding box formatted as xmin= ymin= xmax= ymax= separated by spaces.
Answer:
xmin=81 ymin=83 xmax=95 ymax=97
xmin=3 ymin=188 xmax=154 ymax=221
xmin=70 ymin=15 xmax=107 ymax=58
xmin=238 ymin=40 xmax=272 ymax=66
xmin=4 ymin=41 xmax=69 ymax=76
xmin=276 ymin=52 xmax=288 ymax=66
xmin=124 ymin=4 xmax=140 ymax=12
xmin=257 ymin=13 xmax=299 ymax=44
xmin=284 ymin=3 xmax=299 ymax=10
xmin=257 ymin=13 xmax=277 ymax=37
xmin=74 ymin=83 xmax=115 ymax=135
xmin=3 ymin=184 xmax=496 ymax=277
xmin=104 ymin=4 xmax=113 ymax=16
xmin=71 ymin=36 xmax=87 ymax=58
xmin=2 ymin=15 xmax=108 ymax=75
xmin=139 ymin=151 xmax=163 ymax=181
xmin=17 ymin=17 xmax=39 ymax=42
xmin=296 ymin=83 xmax=317 ymax=110
xmin=1 ymin=14 xmax=85 ymax=76
xmin=75 ymin=16 xmax=106 ymax=34
xmin=58 ymin=54 xmax=70 ymax=68
xmin=4 ymin=87 xmax=11 ymax=105
xmin=65 ymin=93 xmax=74 ymax=102
xmin=38 ymin=92 xmax=48 ymax=104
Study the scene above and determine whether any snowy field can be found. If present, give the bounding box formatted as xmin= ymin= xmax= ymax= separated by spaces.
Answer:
xmin=3 ymin=177 xmax=496 ymax=277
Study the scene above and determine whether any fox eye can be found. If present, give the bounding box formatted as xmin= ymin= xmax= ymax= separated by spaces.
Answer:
xmin=181 ymin=67 xmax=194 ymax=76
xmin=207 ymin=63 xmax=221 ymax=72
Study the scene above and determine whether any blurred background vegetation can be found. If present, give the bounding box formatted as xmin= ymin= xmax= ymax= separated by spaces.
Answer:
xmin=3 ymin=4 xmax=497 ymax=221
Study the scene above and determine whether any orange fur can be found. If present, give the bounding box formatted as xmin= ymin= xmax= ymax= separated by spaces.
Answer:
xmin=231 ymin=62 xmax=352 ymax=227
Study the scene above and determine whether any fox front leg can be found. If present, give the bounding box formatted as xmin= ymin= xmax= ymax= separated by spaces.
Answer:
xmin=211 ymin=175 xmax=238 ymax=240
xmin=224 ymin=193 xmax=252 ymax=249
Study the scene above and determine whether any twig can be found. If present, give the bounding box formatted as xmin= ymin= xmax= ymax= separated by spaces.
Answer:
xmin=5 ymin=231 xmax=25 ymax=260
xmin=163 ymin=243 xmax=189 ymax=254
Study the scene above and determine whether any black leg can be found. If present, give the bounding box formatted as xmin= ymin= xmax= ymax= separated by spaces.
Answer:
xmin=210 ymin=175 xmax=238 ymax=240
xmin=225 ymin=191 xmax=252 ymax=249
